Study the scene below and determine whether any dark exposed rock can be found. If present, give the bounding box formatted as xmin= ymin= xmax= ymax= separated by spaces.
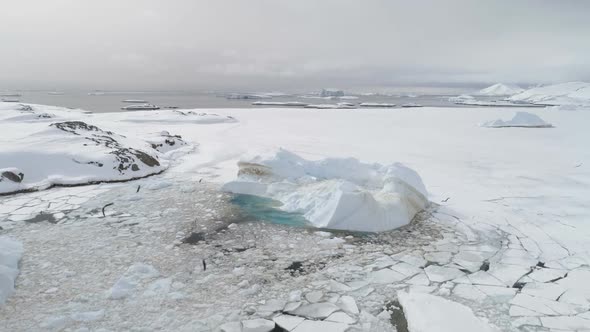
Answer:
xmin=72 ymin=159 xmax=104 ymax=167
xmin=18 ymin=104 xmax=34 ymax=112
xmin=51 ymin=121 xmax=106 ymax=135
xmin=51 ymin=121 xmax=160 ymax=174
xmin=149 ymin=131 xmax=186 ymax=153
xmin=536 ymin=261 xmax=545 ymax=268
xmin=1 ymin=171 xmax=24 ymax=183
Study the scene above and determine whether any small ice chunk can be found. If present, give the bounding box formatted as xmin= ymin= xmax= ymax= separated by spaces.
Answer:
xmin=289 ymin=302 xmax=340 ymax=319
xmin=326 ymin=311 xmax=356 ymax=324
xmin=336 ymin=295 xmax=359 ymax=315
xmin=273 ymin=315 xmax=305 ymax=331
xmin=369 ymin=268 xmax=406 ymax=283
xmin=70 ymin=310 xmax=105 ymax=322
xmin=219 ymin=321 xmax=241 ymax=332
xmin=424 ymin=265 xmax=466 ymax=282
xmin=305 ymin=291 xmax=324 ymax=303
xmin=0 ymin=236 xmax=23 ymax=304
xmin=241 ymin=318 xmax=275 ymax=332
xmin=292 ymin=320 xmax=349 ymax=332
xmin=109 ymin=277 xmax=136 ymax=300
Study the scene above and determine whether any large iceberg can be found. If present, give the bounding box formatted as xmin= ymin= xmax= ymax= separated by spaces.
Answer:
xmin=508 ymin=82 xmax=590 ymax=106
xmin=477 ymin=83 xmax=523 ymax=96
xmin=222 ymin=149 xmax=428 ymax=232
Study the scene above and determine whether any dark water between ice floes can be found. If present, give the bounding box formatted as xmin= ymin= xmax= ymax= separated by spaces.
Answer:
xmin=229 ymin=194 xmax=311 ymax=228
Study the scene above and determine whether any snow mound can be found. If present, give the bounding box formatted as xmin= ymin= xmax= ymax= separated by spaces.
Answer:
xmin=397 ymin=290 xmax=500 ymax=332
xmin=481 ymin=112 xmax=553 ymax=128
xmin=0 ymin=120 xmax=167 ymax=194
xmin=222 ymin=149 xmax=428 ymax=232
xmin=508 ymin=82 xmax=590 ymax=106
xmin=478 ymin=83 xmax=523 ymax=96
xmin=116 ymin=109 xmax=237 ymax=124
xmin=145 ymin=131 xmax=189 ymax=154
xmin=0 ymin=236 xmax=23 ymax=305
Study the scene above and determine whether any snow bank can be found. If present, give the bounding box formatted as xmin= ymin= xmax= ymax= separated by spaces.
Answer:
xmin=477 ymin=83 xmax=523 ymax=96
xmin=0 ymin=118 xmax=167 ymax=194
xmin=252 ymin=101 xmax=308 ymax=107
xmin=222 ymin=149 xmax=428 ymax=232
xmin=481 ymin=111 xmax=553 ymax=128
xmin=113 ymin=109 xmax=237 ymax=124
xmin=401 ymin=103 xmax=423 ymax=108
xmin=360 ymin=103 xmax=396 ymax=108
xmin=397 ymin=290 xmax=500 ymax=332
xmin=304 ymin=103 xmax=356 ymax=109
xmin=0 ymin=236 xmax=23 ymax=305
xmin=508 ymin=82 xmax=590 ymax=106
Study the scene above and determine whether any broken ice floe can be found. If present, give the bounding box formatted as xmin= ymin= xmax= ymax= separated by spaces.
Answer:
xmin=222 ymin=149 xmax=428 ymax=232
xmin=0 ymin=236 xmax=23 ymax=305
xmin=397 ymin=290 xmax=501 ymax=331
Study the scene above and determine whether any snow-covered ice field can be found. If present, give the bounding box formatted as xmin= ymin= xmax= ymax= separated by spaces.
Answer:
xmin=1 ymin=101 xmax=590 ymax=331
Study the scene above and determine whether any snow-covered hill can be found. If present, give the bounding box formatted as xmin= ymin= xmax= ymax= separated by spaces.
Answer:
xmin=0 ymin=104 xmax=235 ymax=194
xmin=477 ymin=83 xmax=523 ymax=96
xmin=508 ymin=82 xmax=590 ymax=106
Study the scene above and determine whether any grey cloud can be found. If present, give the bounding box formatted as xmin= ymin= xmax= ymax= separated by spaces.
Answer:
xmin=1 ymin=0 xmax=589 ymax=91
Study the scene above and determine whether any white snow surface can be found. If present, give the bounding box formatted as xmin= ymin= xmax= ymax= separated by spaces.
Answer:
xmin=2 ymin=102 xmax=590 ymax=331
xmin=0 ymin=236 xmax=23 ymax=305
xmin=508 ymin=82 xmax=590 ymax=106
xmin=481 ymin=111 xmax=553 ymax=128
xmin=0 ymin=104 xmax=235 ymax=194
xmin=397 ymin=290 xmax=500 ymax=332
xmin=477 ymin=83 xmax=523 ymax=96
xmin=222 ymin=149 xmax=428 ymax=232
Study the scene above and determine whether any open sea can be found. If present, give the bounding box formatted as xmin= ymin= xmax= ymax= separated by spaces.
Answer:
xmin=5 ymin=90 xmax=492 ymax=113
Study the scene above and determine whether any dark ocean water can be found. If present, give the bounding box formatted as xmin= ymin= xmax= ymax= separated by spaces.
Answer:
xmin=9 ymin=90 xmax=482 ymax=113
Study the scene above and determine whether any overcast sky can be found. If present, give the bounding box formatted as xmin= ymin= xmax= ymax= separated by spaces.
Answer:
xmin=1 ymin=0 xmax=589 ymax=91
